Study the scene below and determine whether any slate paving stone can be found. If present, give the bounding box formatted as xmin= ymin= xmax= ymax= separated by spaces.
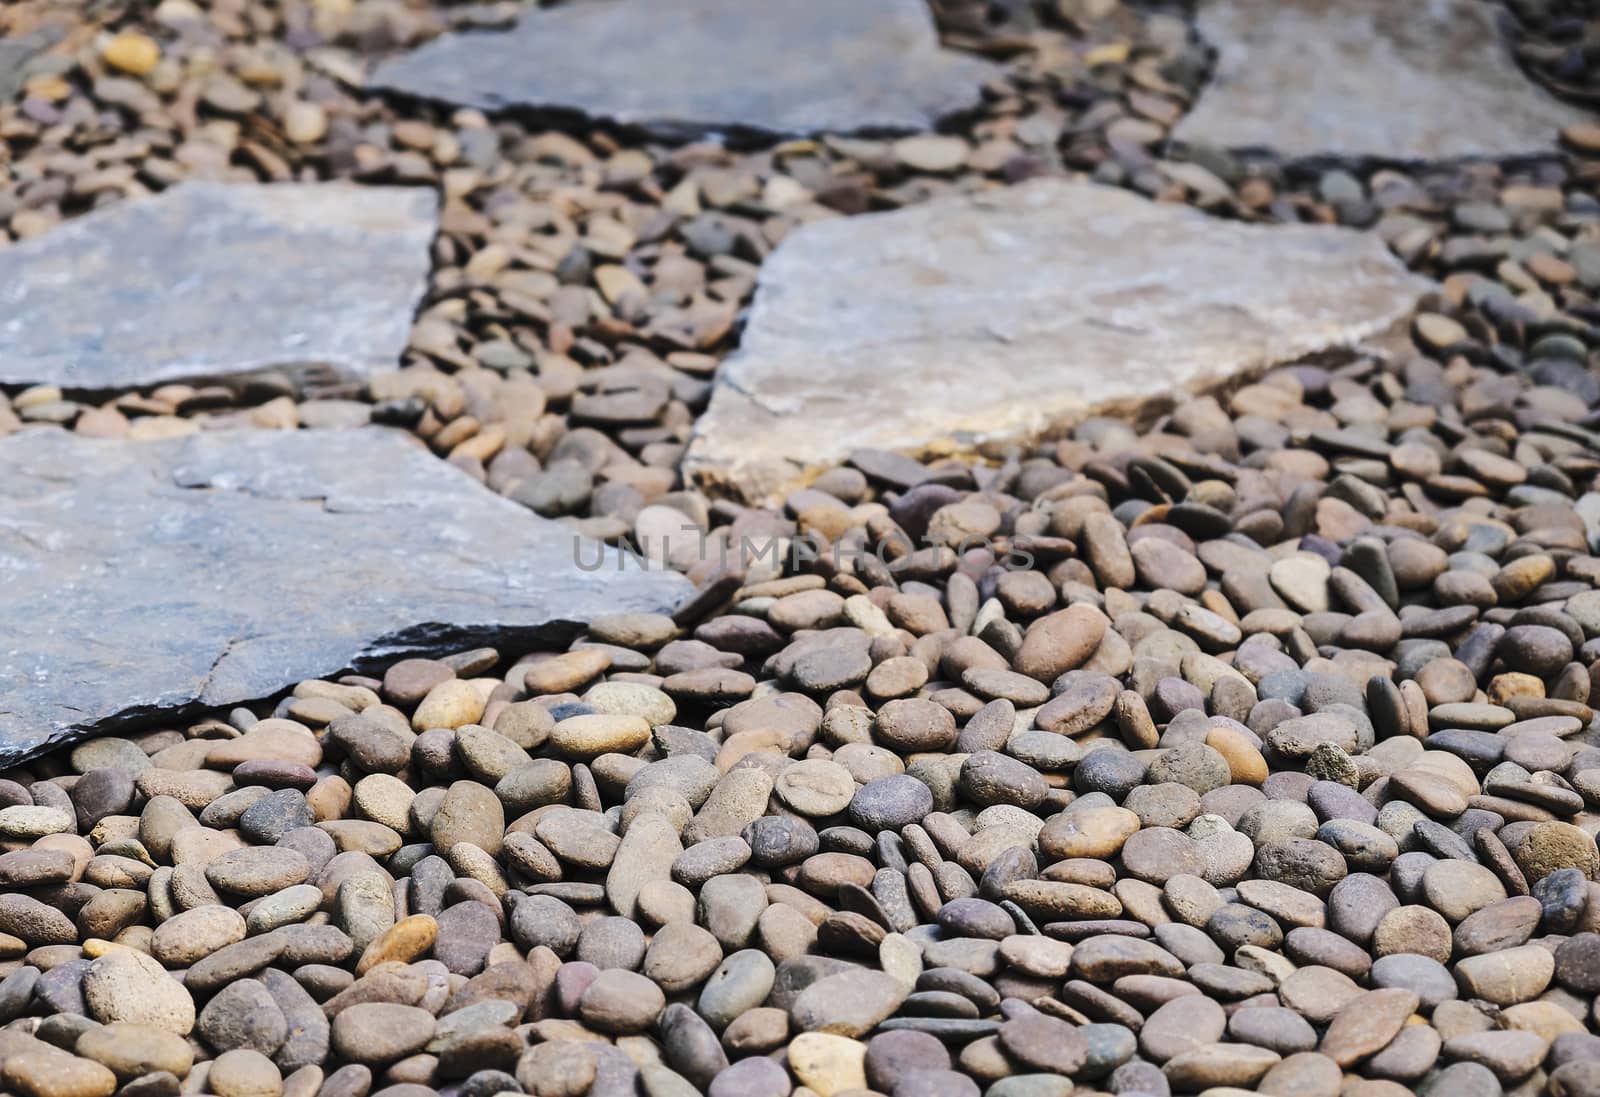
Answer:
xmin=1174 ymin=0 xmax=1591 ymax=160
xmin=0 ymin=429 xmax=688 ymax=763
xmin=0 ymin=182 xmax=437 ymax=390
xmin=368 ymin=0 xmax=1001 ymax=140
xmin=685 ymin=178 xmax=1432 ymax=504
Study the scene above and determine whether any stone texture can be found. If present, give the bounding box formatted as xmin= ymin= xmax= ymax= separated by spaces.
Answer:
xmin=369 ymin=0 xmax=999 ymax=140
xmin=685 ymin=179 xmax=1430 ymax=503
xmin=1174 ymin=0 xmax=1589 ymax=160
xmin=0 ymin=430 xmax=688 ymax=764
xmin=0 ymin=182 xmax=437 ymax=389
xmin=0 ymin=22 xmax=66 ymax=101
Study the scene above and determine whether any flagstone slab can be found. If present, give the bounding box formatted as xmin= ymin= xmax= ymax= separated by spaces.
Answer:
xmin=0 ymin=182 xmax=437 ymax=391
xmin=1173 ymin=0 xmax=1589 ymax=161
xmin=0 ymin=429 xmax=689 ymax=765
xmin=684 ymin=179 xmax=1433 ymax=504
xmin=367 ymin=0 xmax=1002 ymax=139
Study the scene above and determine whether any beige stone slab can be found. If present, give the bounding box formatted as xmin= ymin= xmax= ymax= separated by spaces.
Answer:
xmin=684 ymin=179 xmax=1433 ymax=504
xmin=1173 ymin=0 xmax=1588 ymax=161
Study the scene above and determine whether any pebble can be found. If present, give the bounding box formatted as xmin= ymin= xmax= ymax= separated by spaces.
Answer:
xmin=1140 ymin=996 xmax=1226 ymax=1062
xmin=579 ymin=969 xmax=666 ymax=1033
xmin=101 ymin=31 xmax=160 ymax=76
xmin=1015 ymin=605 xmax=1107 ymax=682
xmin=3 ymin=1046 xmax=117 ymax=1097
xmin=209 ymin=1049 xmax=281 ymax=1097
xmin=999 ymin=1013 xmax=1089 ymax=1075
xmin=76 ymin=1023 xmax=194 ymax=1079
xmin=81 ymin=948 xmax=195 ymax=1035
xmin=1422 ymin=860 xmax=1507 ymax=922
xmin=550 ymin=714 xmax=652 ymax=757
xmin=411 ymin=680 xmax=485 ymax=730
xmin=151 ymin=904 xmax=247 ymax=966
xmin=787 ymin=1032 xmax=868 ymax=1096
xmin=1320 ymin=988 xmax=1419 ymax=1066
xmin=205 ymin=847 xmax=311 ymax=897
xmin=790 ymin=970 xmax=909 ymax=1037
xmin=329 ymin=1004 xmax=435 ymax=1064
xmin=1162 ymin=1042 xmax=1281 ymax=1089
xmin=1456 ymin=945 xmax=1556 ymax=1005
xmin=1040 ymin=805 xmax=1140 ymax=859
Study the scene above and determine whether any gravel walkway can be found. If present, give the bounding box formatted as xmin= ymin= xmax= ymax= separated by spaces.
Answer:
xmin=1 ymin=3 xmax=1599 ymax=1097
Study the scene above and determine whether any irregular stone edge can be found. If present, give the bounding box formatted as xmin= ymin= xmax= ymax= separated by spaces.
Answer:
xmin=684 ymin=317 xmax=1418 ymax=507
xmin=365 ymin=15 xmax=1002 ymax=141
xmin=0 ymin=615 xmax=603 ymax=769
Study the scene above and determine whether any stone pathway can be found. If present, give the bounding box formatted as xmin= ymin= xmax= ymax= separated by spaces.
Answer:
xmin=1174 ymin=0 xmax=1591 ymax=160
xmin=1 ymin=3 xmax=1600 ymax=1097
xmin=369 ymin=0 xmax=1001 ymax=139
xmin=685 ymin=178 xmax=1431 ymax=503
xmin=0 ymin=429 xmax=686 ymax=764
xmin=0 ymin=183 xmax=437 ymax=390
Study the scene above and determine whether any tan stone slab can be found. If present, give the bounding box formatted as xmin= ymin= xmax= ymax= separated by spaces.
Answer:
xmin=684 ymin=179 xmax=1433 ymax=504
xmin=1173 ymin=0 xmax=1588 ymax=160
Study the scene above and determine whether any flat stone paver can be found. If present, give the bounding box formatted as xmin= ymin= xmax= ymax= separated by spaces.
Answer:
xmin=1173 ymin=0 xmax=1590 ymax=160
xmin=0 ymin=429 xmax=689 ymax=764
xmin=684 ymin=178 xmax=1433 ymax=503
xmin=0 ymin=182 xmax=437 ymax=391
xmin=368 ymin=0 xmax=1001 ymax=139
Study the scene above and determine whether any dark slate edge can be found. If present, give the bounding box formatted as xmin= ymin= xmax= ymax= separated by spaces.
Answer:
xmin=0 ymin=617 xmax=600 ymax=769
xmin=371 ymin=88 xmax=915 ymax=146
xmin=1160 ymin=137 xmax=1577 ymax=173
xmin=364 ymin=74 xmax=991 ymax=145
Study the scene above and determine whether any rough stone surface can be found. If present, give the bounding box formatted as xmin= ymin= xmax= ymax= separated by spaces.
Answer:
xmin=0 ymin=430 xmax=689 ymax=763
xmin=0 ymin=182 xmax=437 ymax=390
xmin=1174 ymin=0 xmax=1590 ymax=160
xmin=685 ymin=179 xmax=1430 ymax=502
xmin=369 ymin=0 xmax=999 ymax=140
